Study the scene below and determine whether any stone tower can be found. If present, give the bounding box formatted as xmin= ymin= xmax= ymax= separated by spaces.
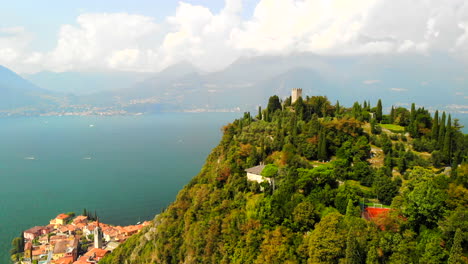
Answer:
xmin=291 ymin=88 xmax=303 ymax=104
xmin=94 ymin=218 xmax=103 ymax=249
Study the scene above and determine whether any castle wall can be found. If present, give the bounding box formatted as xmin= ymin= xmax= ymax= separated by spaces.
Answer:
xmin=291 ymin=88 xmax=303 ymax=103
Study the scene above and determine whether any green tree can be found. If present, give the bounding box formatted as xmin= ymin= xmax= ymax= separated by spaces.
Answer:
xmin=404 ymin=178 xmax=448 ymax=228
xmin=438 ymin=112 xmax=446 ymax=148
xmin=255 ymin=227 xmax=297 ymax=264
xmin=307 ymin=212 xmax=346 ymax=263
xmin=390 ymin=106 xmax=395 ymax=124
xmin=345 ymin=229 xmax=360 ymax=264
xmin=267 ymin=95 xmax=282 ymax=114
xmin=373 ymin=172 xmax=398 ymax=205
xmin=257 ymin=106 xmax=262 ymax=120
xmin=432 ymin=110 xmax=439 ymax=140
xmin=443 ymin=114 xmax=452 ymax=163
xmin=294 ymin=96 xmax=306 ymax=121
xmin=335 ymin=100 xmax=341 ymax=116
xmin=318 ymin=130 xmax=328 ymax=161
xmin=292 ymin=201 xmax=317 ymax=231
xmin=262 ymin=164 xmax=278 ymax=178
xmin=376 ymin=99 xmax=383 ymax=122
xmin=410 ymin=103 xmax=416 ymax=123
xmin=419 ymin=232 xmax=447 ymax=264
xmin=10 ymin=237 xmax=23 ymax=256
xmin=345 ymin=199 xmax=360 ymax=218
xmin=448 ymin=228 xmax=463 ymax=264
xmin=366 ymin=246 xmax=379 ymax=264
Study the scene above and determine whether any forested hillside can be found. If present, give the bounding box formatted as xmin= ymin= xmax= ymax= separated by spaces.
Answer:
xmin=101 ymin=95 xmax=468 ymax=264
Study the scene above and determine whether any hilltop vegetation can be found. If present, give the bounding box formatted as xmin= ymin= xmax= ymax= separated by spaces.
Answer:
xmin=101 ymin=95 xmax=468 ymax=264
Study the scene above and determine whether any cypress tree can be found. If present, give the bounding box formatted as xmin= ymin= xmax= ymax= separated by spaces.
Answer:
xmin=345 ymin=229 xmax=360 ymax=264
xmin=410 ymin=103 xmax=416 ymax=123
xmin=432 ymin=110 xmax=439 ymax=140
xmin=390 ymin=106 xmax=395 ymax=124
xmin=443 ymin=115 xmax=452 ymax=163
xmin=294 ymin=97 xmax=305 ymax=121
xmin=335 ymin=100 xmax=341 ymax=116
xmin=438 ymin=112 xmax=446 ymax=148
xmin=318 ymin=130 xmax=327 ymax=161
xmin=376 ymin=99 xmax=383 ymax=122
xmin=448 ymin=229 xmax=462 ymax=264
xmin=345 ymin=199 xmax=358 ymax=218
xmin=264 ymin=110 xmax=270 ymax=122
xmin=257 ymin=106 xmax=262 ymax=120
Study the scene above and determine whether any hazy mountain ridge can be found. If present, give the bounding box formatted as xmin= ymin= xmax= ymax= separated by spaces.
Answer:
xmin=2 ymin=53 xmax=467 ymax=115
xmin=0 ymin=65 xmax=65 ymax=112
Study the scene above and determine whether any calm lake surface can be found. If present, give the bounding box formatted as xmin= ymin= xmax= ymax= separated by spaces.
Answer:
xmin=0 ymin=113 xmax=238 ymax=263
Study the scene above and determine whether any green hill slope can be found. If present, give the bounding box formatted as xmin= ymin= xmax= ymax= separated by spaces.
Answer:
xmin=101 ymin=95 xmax=468 ymax=264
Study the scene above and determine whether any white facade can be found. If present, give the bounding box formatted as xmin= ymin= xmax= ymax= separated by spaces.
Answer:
xmin=291 ymin=88 xmax=303 ymax=103
xmin=246 ymin=173 xmax=271 ymax=184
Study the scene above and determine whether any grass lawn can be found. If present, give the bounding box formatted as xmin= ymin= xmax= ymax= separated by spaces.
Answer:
xmin=363 ymin=203 xmax=392 ymax=209
xmin=380 ymin=123 xmax=405 ymax=133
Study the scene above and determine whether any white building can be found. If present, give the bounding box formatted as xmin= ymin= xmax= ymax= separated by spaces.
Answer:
xmin=245 ymin=165 xmax=271 ymax=184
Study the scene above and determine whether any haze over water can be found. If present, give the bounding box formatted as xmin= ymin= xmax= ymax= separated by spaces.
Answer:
xmin=0 ymin=113 xmax=238 ymax=263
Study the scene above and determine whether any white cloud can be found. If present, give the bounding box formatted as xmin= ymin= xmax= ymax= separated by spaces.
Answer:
xmin=390 ymin=88 xmax=408 ymax=92
xmin=231 ymin=0 xmax=376 ymax=54
xmin=45 ymin=13 xmax=160 ymax=72
xmin=363 ymin=80 xmax=380 ymax=85
xmin=158 ymin=0 xmax=243 ymax=71
xmin=0 ymin=27 xmax=32 ymax=70
xmin=1 ymin=0 xmax=468 ymax=73
xmin=446 ymin=104 xmax=468 ymax=109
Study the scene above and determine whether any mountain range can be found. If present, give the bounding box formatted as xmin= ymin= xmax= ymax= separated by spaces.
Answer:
xmin=0 ymin=65 xmax=66 ymax=113
xmin=1 ymin=53 xmax=467 ymax=115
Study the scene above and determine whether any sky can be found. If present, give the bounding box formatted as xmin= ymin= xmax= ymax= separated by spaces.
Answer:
xmin=1 ymin=0 xmax=468 ymax=74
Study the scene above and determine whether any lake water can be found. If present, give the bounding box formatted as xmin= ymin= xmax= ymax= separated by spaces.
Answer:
xmin=0 ymin=113 xmax=238 ymax=263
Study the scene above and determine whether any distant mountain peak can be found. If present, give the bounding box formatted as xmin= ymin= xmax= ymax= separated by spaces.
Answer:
xmin=159 ymin=61 xmax=200 ymax=75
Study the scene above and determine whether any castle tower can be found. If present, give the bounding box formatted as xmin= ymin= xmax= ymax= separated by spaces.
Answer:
xmin=291 ymin=88 xmax=303 ymax=104
xmin=94 ymin=218 xmax=103 ymax=249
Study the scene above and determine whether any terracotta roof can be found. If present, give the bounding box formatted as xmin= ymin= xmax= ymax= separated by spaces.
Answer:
xmin=57 ymin=214 xmax=71 ymax=220
xmin=245 ymin=165 xmax=266 ymax=175
xmin=50 ymin=235 xmax=68 ymax=242
xmin=74 ymin=215 xmax=88 ymax=221
xmin=32 ymin=245 xmax=47 ymax=256
xmin=82 ymin=247 xmax=109 ymax=261
xmin=24 ymin=226 xmax=44 ymax=234
xmin=53 ymin=240 xmax=69 ymax=254
xmin=32 ymin=249 xmax=45 ymax=256
xmin=75 ymin=223 xmax=86 ymax=229
xmin=54 ymin=256 xmax=74 ymax=264
xmin=73 ymin=256 xmax=90 ymax=264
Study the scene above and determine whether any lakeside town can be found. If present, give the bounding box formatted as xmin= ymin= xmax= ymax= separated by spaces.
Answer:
xmin=12 ymin=212 xmax=150 ymax=264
